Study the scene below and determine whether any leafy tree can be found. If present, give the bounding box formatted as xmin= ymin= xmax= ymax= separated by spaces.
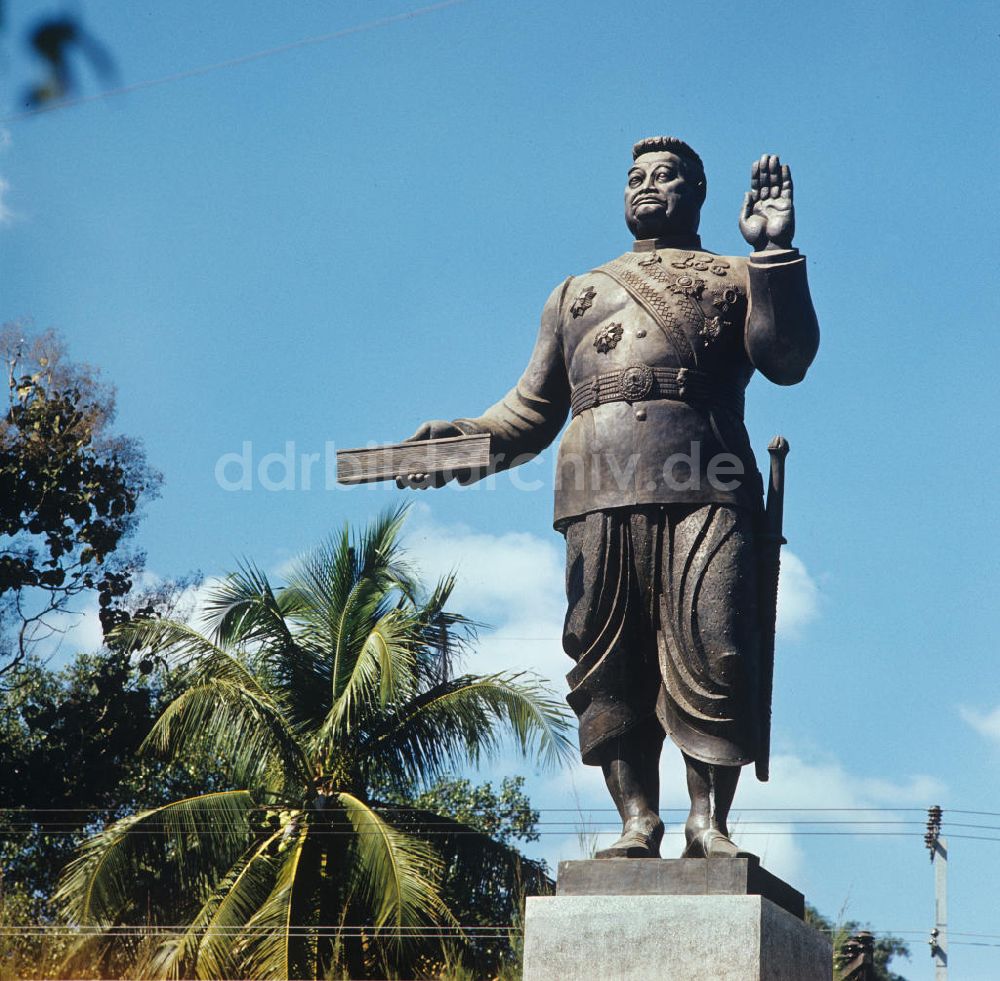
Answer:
xmin=0 ymin=325 xmax=161 ymax=678
xmin=0 ymin=575 xmax=205 ymax=899
xmin=401 ymin=776 xmax=543 ymax=850
xmin=0 ymin=577 xmax=209 ymax=980
xmin=0 ymin=651 xmax=168 ymax=980
xmin=55 ymin=507 xmax=572 ymax=979
xmin=0 ymin=878 xmax=72 ymax=981
xmin=806 ymin=903 xmax=910 ymax=981
xmin=389 ymin=776 xmax=551 ymax=978
xmin=0 ymin=652 xmax=163 ymax=900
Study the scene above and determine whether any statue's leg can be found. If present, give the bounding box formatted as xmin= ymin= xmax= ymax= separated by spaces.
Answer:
xmin=595 ymin=718 xmax=665 ymax=858
xmin=682 ymin=753 xmax=741 ymax=857
xmin=562 ymin=510 xmax=665 ymax=858
xmin=653 ymin=505 xmax=758 ymax=858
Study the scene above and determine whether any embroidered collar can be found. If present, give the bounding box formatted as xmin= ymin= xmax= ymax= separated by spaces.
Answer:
xmin=633 ymin=234 xmax=703 ymax=252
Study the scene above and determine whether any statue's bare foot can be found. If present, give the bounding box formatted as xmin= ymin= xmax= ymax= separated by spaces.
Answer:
xmin=681 ymin=827 xmax=739 ymax=858
xmin=596 ymin=815 xmax=664 ymax=859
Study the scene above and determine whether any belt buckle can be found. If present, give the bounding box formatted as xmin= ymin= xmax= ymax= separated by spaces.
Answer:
xmin=619 ymin=364 xmax=654 ymax=402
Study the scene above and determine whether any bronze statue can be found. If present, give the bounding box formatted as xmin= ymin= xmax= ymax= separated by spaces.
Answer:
xmin=396 ymin=137 xmax=819 ymax=859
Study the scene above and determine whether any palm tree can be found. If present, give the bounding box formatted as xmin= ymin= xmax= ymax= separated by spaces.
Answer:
xmin=55 ymin=506 xmax=571 ymax=979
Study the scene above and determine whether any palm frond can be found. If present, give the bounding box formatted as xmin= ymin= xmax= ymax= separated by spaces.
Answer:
xmin=411 ymin=572 xmax=480 ymax=685
xmin=199 ymin=565 xmax=331 ymax=720
xmin=110 ymin=617 xmax=265 ymax=689
xmin=386 ymin=804 xmax=551 ymax=918
xmin=364 ymin=673 xmax=574 ymax=792
xmin=137 ymin=831 xmax=282 ymax=980
xmin=281 ymin=506 xmax=419 ymax=728
xmin=356 ymin=503 xmax=419 ymax=598
xmin=55 ymin=791 xmax=255 ymax=926
xmin=56 ymin=931 xmax=117 ymax=980
xmin=236 ymin=825 xmax=313 ymax=981
xmin=285 ymin=540 xmax=373 ymax=709
xmin=312 ymin=608 xmax=418 ymax=751
xmin=337 ymin=792 xmax=453 ymax=936
xmin=191 ymin=832 xmax=285 ymax=981
xmin=143 ymin=678 xmax=310 ymax=792
xmin=199 ymin=561 xmax=298 ymax=649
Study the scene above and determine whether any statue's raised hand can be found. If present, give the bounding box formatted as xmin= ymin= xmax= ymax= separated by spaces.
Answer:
xmin=739 ymin=154 xmax=795 ymax=251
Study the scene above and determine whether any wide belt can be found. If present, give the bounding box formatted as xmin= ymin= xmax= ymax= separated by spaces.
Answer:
xmin=570 ymin=364 xmax=744 ymax=419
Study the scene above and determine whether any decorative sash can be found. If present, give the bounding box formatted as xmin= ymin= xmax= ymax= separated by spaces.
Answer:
xmin=599 ymin=255 xmax=700 ymax=369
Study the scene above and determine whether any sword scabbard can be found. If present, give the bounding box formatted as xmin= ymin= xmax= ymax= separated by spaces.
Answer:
xmin=755 ymin=435 xmax=789 ymax=783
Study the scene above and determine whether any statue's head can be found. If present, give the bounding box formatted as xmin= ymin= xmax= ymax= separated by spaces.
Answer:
xmin=625 ymin=136 xmax=706 ymax=240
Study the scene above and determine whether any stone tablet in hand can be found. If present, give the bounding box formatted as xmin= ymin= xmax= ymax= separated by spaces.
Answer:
xmin=336 ymin=433 xmax=491 ymax=485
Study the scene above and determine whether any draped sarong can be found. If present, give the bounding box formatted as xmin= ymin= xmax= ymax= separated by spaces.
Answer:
xmin=562 ymin=505 xmax=759 ymax=768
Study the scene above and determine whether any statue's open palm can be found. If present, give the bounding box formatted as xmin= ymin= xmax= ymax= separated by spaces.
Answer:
xmin=739 ymin=153 xmax=795 ymax=250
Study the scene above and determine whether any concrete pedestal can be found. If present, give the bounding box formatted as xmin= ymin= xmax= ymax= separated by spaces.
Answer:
xmin=522 ymin=860 xmax=831 ymax=981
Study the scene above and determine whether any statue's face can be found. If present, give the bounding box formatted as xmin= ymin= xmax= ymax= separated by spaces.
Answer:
xmin=624 ymin=151 xmax=703 ymax=239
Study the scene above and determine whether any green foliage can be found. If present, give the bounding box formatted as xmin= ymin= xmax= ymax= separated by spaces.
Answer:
xmin=0 ymin=325 xmax=161 ymax=677
xmin=0 ymin=576 xmax=210 ymax=886
xmin=0 ymin=651 xmax=159 ymax=900
xmin=389 ymin=776 xmax=549 ymax=979
xmin=0 ymin=879 xmax=72 ymax=981
xmin=400 ymin=776 xmax=541 ymax=849
xmin=0 ymin=642 xmax=220 ymax=979
xmin=806 ymin=903 xmax=910 ymax=981
xmin=55 ymin=506 xmax=573 ymax=979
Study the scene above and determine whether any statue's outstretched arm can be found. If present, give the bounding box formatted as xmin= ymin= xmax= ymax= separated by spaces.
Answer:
xmin=397 ymin=279 xmax=572 ymax=488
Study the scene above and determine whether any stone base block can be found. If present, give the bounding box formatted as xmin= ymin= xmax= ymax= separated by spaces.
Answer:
xmin=557 ymin=857 xmax=804 ymax=919
xmin=522 ymin=894 xmax=832 ymax=981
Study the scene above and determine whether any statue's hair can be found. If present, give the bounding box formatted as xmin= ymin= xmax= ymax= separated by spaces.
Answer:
xmin=631 ymin=136 xmax=707 ymax=202
xmin=632 ymin=136 xmax=703 ymax=169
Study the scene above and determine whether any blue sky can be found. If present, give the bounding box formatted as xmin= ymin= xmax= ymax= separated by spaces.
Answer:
xmin=2 ymin=0 xmax=999 ymax=976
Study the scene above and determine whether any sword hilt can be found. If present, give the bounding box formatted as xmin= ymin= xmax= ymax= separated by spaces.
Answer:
xmin=765 ymin=435 xmax=789 ymax=539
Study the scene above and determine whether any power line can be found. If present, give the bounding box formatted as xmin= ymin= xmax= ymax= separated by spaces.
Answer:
xmin=0 ymin=806 xmax=960 ymax=814
xmin=0 ymin=814 xmax=955 ymax=821
xmin=0 ymin=819 xmax=975 ymax=828
xmin=0 ymin=925 xmax=511 ymax=936
xmin=5 ymin=925 xmax=1000 ymax=945
xmin=1 ymin=0 xmax=469 ymax=125
xmin=0 ymin=829 xmax=980 ymax=839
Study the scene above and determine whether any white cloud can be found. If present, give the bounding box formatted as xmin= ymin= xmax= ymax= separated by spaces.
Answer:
xmin=405 ymin=512 xmax=567 ymax=685
xmin=776 ymin=549 xmax=819 ymax=640
xmin=26 ymin=597 xmax=106 ymax=663
xmin=405 ymin=514 xmax=564 ymax=620
xmin=514 ymin=747 xmax=944 ymax=886
xmin=730 ymin=753 xmax=944 ymax=885
xmin=960 ymin=704 xmax=1000 ymax=746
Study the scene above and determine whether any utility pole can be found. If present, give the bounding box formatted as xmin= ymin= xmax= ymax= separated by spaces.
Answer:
xmin=925 ymin=805 xmax=947 ymax=979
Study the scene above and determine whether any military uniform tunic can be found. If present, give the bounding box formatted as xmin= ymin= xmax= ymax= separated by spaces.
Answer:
xmin=453 ymin=235 xmax=819 ymax=768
